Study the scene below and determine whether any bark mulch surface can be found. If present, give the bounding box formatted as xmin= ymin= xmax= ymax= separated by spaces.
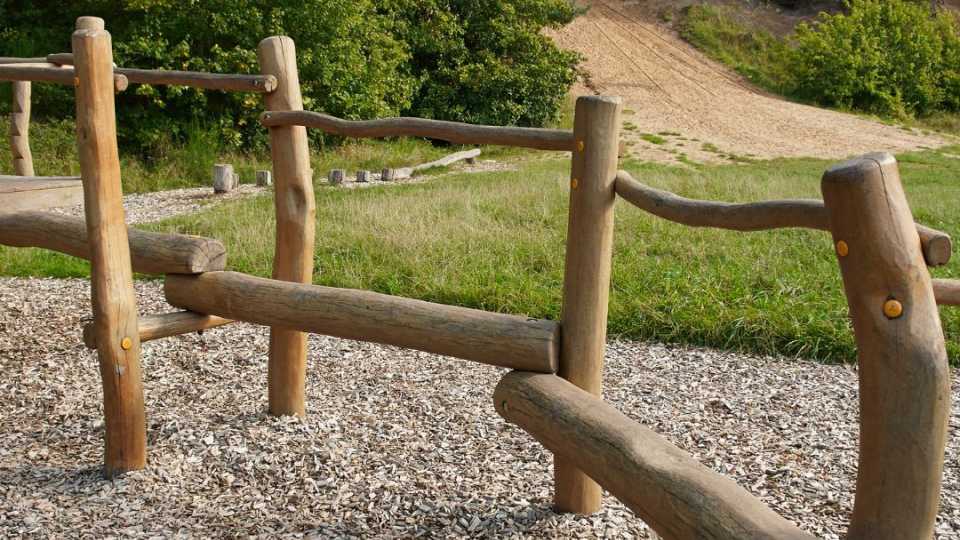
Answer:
xmin=1 ymin=278 xmax=957 ymax=538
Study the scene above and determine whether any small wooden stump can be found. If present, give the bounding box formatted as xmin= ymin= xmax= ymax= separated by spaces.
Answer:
xmin=356 ymin=170 xmax=370 ymax=183
xmin=213 ymin=164 xmax=237 ymax=194
xmin=256 ymin=170 xmax=272 ymax=187
xmin=381 ymin=168 xmax=396 ymax=182
xmin=328 ymin=169 xmax=346 ymax=185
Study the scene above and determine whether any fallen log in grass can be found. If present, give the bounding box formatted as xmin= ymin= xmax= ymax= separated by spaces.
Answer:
xmin=164 ymin=271 xmax=559 ymax=373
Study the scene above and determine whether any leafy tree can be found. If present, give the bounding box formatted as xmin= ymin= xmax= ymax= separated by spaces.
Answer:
xmin=791 ymin=0 xmax=960 ymax=117
xmin=0 ymin=0 xmax=580 ymax=152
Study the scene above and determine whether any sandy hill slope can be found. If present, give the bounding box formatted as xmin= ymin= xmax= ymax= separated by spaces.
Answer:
xmin=550 ymin=0 xmax=949 ymax=164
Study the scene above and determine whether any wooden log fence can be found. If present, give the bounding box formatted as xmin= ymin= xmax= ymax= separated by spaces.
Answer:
xmin=4 ymin=15 xmax=958 ymax=538
xmin=83 ymin=311 xmax=233 ymax=349
xmin=0 ymin=211 xmax=226 ymax=274
xmin=495 ymin=372 xmax=815 ymax=540
xmin=164 ymin=271 xmax=560 ymax=373
xmin=615 ymin=171 xmax=953 ymax=267
xmin=259 ymin=110 xmax=576 ymax=151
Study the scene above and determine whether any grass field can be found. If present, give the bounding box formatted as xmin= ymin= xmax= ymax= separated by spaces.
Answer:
xmin=5 ymin=142 xmax=958 ymax=364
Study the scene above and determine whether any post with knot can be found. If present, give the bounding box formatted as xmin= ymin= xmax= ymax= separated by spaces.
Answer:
xmin=258 ymin=36 xmax=316 ymax=417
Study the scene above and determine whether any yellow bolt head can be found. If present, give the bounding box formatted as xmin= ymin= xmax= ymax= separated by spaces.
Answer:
xmin=571 ymin=178 xmax=579 ymax=189
xmin=73 ymin=77 xmax=80 ymax=87
xmin=577 ymin=140 xmax=585 ymax=152
xmin=836 ymin=240 xmax=849 ymax=257
xmin=883 ymin=299 xmax=903 ymax=319
xmin=121 ymin=337 xmax=133 ymax=350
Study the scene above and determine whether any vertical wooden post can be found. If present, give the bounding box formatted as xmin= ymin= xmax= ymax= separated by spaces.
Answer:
xmin=555 ymin=95 xmax=622 ymax=514
xmin=10 ymin=81 xmax=34 ymax=176
xmin=822 ymin=153 xmax=950 ymax=539
xmin=258 ymin=37 xmax=315 ymax=417
xmin=72 ymin=18 xmax=147 ymax=476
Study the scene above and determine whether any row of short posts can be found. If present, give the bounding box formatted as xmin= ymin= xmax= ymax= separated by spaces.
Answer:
xmin=213 ymin=164 xmax=272 ymax=193
xmin=328 ymin=168 xmax=399 ymax=185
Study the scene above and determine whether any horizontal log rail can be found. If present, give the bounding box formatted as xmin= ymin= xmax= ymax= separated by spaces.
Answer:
xmin=933 ymin=279 xmax=960 ymax=306
xmin=164 ymin=271 xmax=559 ymax=373
xmin=259 ymin=110 xmax=576 ymax=151
xmin=0 ymin=63 xmax=128 ymax=92
xmin=0 ymin=57 xmax=48 ymax=64
xmin=615 ymin=171 xmax=952 ymax=267
xmin=494 ymin=372 xmax=814 ymax=539
xmin=0 ymin=211 xmax=226 ymax=274
xmin=83 ymin=311 xmax=233 ymax=349
xmin=46 ymin=53 xmax=276 ymax=93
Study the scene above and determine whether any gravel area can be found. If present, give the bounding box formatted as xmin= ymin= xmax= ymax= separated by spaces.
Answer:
xmin=0 ymin=277 xmax=957 ymax=538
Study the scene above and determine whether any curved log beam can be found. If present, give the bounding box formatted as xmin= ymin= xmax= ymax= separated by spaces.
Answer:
xmin=259 ymin=110 xmax=576 ymax=151
xmin=615 ymin=171 xmax=952 ymax=267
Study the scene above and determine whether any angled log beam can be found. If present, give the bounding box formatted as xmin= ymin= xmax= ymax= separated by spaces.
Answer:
xmin=615 ymin=171 xmax=952 ymax=266
xmin=495 ymin=372 xmax=815 ymax=539
xmin=260 ymin=110 xmax=576 ymax=151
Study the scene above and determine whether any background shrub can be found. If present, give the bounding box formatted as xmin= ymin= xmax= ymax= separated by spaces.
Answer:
xmin=0 ymin=0 xmax=579 ymax=153
xmin=791 ymin=0 xmax=960 ymax=117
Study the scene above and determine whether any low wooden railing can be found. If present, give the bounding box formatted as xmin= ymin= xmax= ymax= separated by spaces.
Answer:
xmin=615 ymin=170 xmax=953 ymax=267
xmin=259 ymin=110 xmax=576 ymax=151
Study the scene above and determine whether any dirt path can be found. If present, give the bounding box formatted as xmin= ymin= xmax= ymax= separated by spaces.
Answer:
xmin=550 ymin=0 xmax=951 ymax=164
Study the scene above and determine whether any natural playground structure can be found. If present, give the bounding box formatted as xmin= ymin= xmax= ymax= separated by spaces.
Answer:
xmin=0 ymin=17 xmax=956 ymax=540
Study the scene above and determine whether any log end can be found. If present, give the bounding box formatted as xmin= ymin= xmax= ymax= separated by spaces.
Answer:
xmin=822 ymin=152 xmax=894 ymax=186
xmin=924 ymin=232 xmax=953 ymax=267
xmin=261 ymin=74 xmax=279 ymax=93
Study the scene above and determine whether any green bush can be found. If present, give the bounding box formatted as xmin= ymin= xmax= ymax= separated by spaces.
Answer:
xmin=792 ymin=0 xmax=960 ymax=117
xmin=0 ymin=0 xmax=579 ymax=153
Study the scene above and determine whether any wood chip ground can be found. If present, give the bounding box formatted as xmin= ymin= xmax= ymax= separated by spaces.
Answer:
xmin=1 ymin=278 xmax=956 ymax=538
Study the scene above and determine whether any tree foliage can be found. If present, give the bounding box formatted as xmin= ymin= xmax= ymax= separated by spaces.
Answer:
xmin=791 ymin=0 xmax=960 ymax=117
xmin=0 ymin=0 xmax=579 ymax=152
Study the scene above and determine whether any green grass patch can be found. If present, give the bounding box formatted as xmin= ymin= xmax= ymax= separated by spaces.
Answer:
xmin=640 ymin=133 xmax=668 ymax=145
xmin=5 ymin=141 xmax=960 ymax=364
xmin=678 ymin=4 xmax=795 ymax=96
